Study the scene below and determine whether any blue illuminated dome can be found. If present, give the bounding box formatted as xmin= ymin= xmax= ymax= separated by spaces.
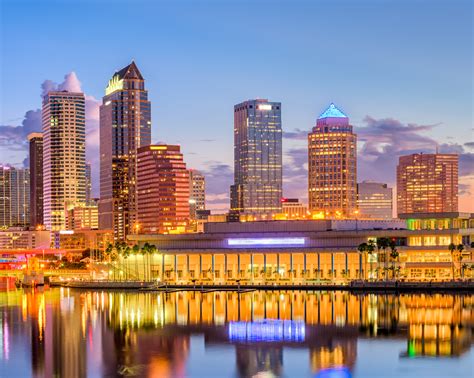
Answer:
xmin=318 ymin=103 xmax=347 ymax=119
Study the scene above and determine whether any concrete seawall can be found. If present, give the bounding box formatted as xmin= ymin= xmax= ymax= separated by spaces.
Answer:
xmin=59 ymin=280 xmax=474 ymax=293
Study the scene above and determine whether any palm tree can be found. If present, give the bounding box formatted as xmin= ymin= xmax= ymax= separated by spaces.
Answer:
xmin=367 ymin=239 xmax=376 ymax=281
xmin=131 ymin=244 xmax=139 ymax=279
xmin=123 ymin=246 xmax=131 ymax=280
xmin=448 ymin=243 xmax=457 ymax=280
xmin=141 ymin=243 xmax=151 ymax=281
xmin=389 ymin=242 xmax=399 ymax=280
xmin=357 ymin=242 xmax=368 ymax=280
xmin=457 ymin=244 xmax=465 ymax=278
xmin=376 ymin=237 xmax=390 ymax=281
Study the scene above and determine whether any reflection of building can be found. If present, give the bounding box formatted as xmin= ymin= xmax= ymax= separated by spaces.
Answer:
xmin=0 ymin=166 xmax=30 ymax=227
xmin=99 ymin=61 xmax=151 ymax=241
xmin=308 ymin=103 xmax=357 ymax=218
xmin=230 ymin=99 xmax=282 ymax=216
xmin=137 ymin=145 xmax=190 ymax=234
xmin=397 ymin=153 xmax=458 ymax=215
xmin=401 ymin=295 xmax=472 ymax=357
xmin=236 ymin=346 xmax=283 ymax=378
xmin=357 ymin=181 xmax=393 ymax=219
xmin=189 ymin=170 xmax=205 ymax=220
xmin=28 ymin=132 xmax=44 ymax=228
xmin=42 ymin=91 xmax=86 ymax=231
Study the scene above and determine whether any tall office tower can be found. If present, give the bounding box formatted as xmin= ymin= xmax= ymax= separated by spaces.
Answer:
xmin=308 ymin=103 xmax=357 ymax=218
xmin=99 ymin=61 xmax=151 ymax=240
xmin=397 ymin=153 xmax=458 ymax=215
xmin=136 ymin=145 xmax=189 ymax=234
xmin=42 ymin=91 xmax=86 ymax=231
xmin=85 ymin=162 xmax=92 ymax=205
xmin=0 ymin=166 xmax=30 ymax=227
xmin=0 ymin=166 xmax=10 ymax=227
xmin=230 ymin=99 xmax=282 ymax=215
xmin=28 ymin=132 xmax=44 ymax=228
xmin=357 ymin=181 xmax=393 ymax=219
xmin=189 ymin=169 xmax=205 ymax=220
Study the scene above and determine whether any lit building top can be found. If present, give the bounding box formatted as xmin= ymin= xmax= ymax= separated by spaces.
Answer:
xmin=318 ymin=103 xmax=348 ymax=119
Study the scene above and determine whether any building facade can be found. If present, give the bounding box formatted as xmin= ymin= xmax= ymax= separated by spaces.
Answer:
xmin=189 ymin=170 xmax=206 ymax=220
xmin=128 ymin=213 xmax=474 ymax=282
xmin=85 ymin=162 xmax=92 ymax=205
xmin=0 ymin=166 xmax=30 ymax=228
xmin=308 ymin=103 xmax=357 ymax=218
xmin=28 ymin=132 xmax=43 ymax=228
xmin=42 ymin=91 xmax=86 ymax=231
xmin=137 ymin=145 xmax=190 ymax=234
xmin=397 ymin=153 xmax=458 ymax=215
xmin=230 ymin=99 xmax=282 ymax=215
xmin=99 ymin=61 xmax=152 ymax=240
xmin=357 ymin=181 xmax=393 ymax=219
xmin=66 ymin=204 xmax=99 ymax=230
xmin=280 ymin=198 xmax=308 ymax=219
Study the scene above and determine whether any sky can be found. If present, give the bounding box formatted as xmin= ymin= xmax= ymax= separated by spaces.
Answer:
xmin=0 ymin=0 xmax=473 ymax=212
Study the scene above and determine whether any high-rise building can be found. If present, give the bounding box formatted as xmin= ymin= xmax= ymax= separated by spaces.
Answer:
xmin=397 ymin=153 xmax=458 ymax=215
xmin=85 ymin=162 xmax=92 ymax=205
xmin=0 ymin=166 xmax=30 ymax=228
xmin=230 ymin=99 xmax=282 ymax=215
xmin=137 ymin=145 xmax=189 ymax=234
xmin=99 ymin=61 xmax=151 ymax=240
xmin=42 ymin=91 xmax=86 ymax=231
xmin=308 ymin=103 xmax=357 ymax=218
xmin=28 ymin=132 xmax=43 ymax=228
xmin=357 ymin=181 xmax=393 ymax=219
xmin=189 ymin=169 xmax=205 ymax=220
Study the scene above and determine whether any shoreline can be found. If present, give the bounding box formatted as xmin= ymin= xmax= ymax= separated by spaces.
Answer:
xmin=57 ymin=280 xmax=474 ymax=293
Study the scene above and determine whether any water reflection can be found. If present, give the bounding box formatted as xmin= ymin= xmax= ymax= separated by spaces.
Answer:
xmin=0 ymin=288 xmax=472 ymax=377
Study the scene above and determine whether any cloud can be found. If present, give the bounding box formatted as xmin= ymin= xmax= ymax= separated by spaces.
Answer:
xmin=0 ymin=110 xmax=42 ymax=153
xmin=0 ymin=71 xmax=101 ymax=194
xmin=464 ymin=142 xmax=474 ymax=149
xmin=283 ymin=147 xmax=307 ymax=201
xmin=282 ymin=128 xmax=308 ymax=140
xmin=199 ymin=161 xmax=233 ymax=212
xmin=356 ymin=117 xmax=439 ymax=184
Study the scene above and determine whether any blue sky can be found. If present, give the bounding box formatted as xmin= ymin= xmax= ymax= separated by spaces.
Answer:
xmin=0 ymin=0 xmax=472 ymax=211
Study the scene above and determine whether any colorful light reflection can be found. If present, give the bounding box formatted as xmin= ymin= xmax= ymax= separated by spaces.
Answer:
xmin=314 ymin=367 xmax=352 ymax=378
xmin=228 ymin=320 xmax=305 ymax=342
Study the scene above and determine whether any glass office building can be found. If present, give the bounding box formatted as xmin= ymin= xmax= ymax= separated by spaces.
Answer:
xmin=42 ymin=91 xmax=86 ymax=231
xmin=230 ymin=99 xmax=282 ymax=215
xmin=99 ymin=61 xmax=152 ymax=240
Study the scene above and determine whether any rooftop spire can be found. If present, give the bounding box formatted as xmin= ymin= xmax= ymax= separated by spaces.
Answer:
xmin=318 ymin=103 xmax=347 ymax=119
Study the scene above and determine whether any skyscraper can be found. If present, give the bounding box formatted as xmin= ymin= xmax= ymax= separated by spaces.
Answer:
xmin=189 ymin=169 xmax=205 ymax=220
xmin=308 ymin=103 xmax=357 ymax=218
xmin=0 ymin=166 xmax=30 ymax=228
xmin=99 ymin=61 xmax=151 ymax=240
xmin=85 ymin=162 xmax=92 ymax=205
xmin=136 ymin=145 xmax=189 ymax=234
xmin=397 ymin=153 xmax=458 ymax=215
xmin=230 ymin=99 xmax=282 ymax=215
xmin=42 ymin=91 xmax=86 ymax=231
xmin=28 ymin=132 xmax=43 ymax=228
xmin=357 ymin=181 xmax=393 ymax=219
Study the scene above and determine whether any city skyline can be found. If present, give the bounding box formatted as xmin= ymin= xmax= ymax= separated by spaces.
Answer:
xmin=0 ymin=0 xmax=472 ymax=213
